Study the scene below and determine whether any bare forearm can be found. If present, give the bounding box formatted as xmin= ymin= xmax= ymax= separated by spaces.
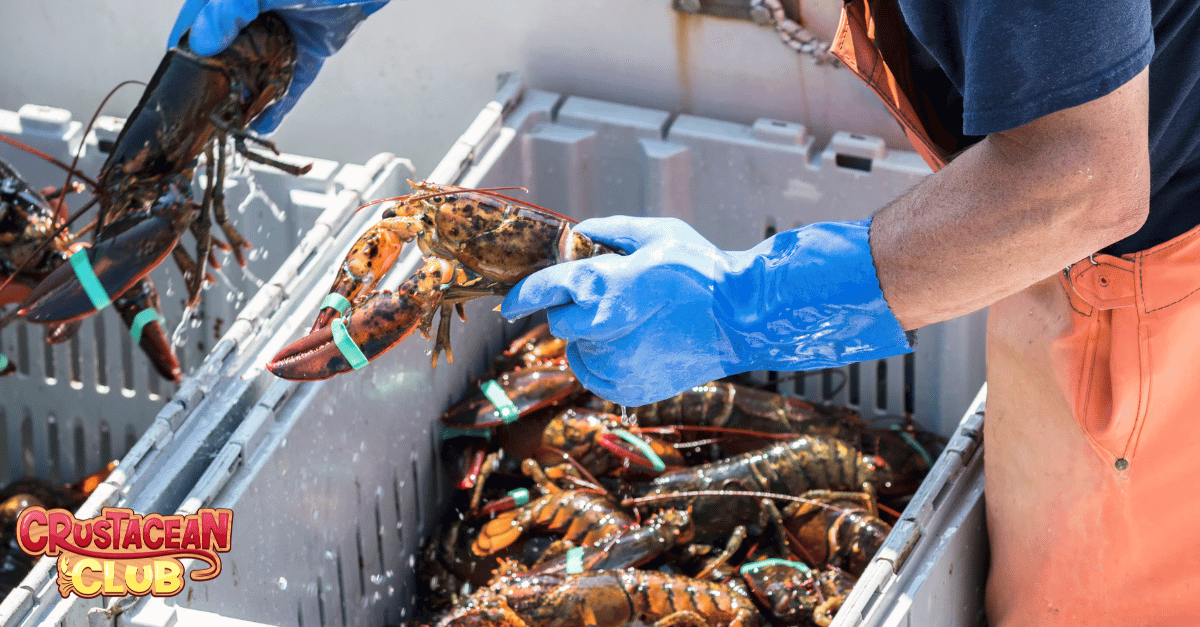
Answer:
xmin=871 ymin=69 xmax=1150 ymax=330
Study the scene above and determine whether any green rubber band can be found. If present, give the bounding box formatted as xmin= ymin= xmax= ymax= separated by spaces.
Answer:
xmin=321 ymin=293 xmax=352 ymax=315
xmin=565 ymin=547 xmax=585 ymax=574
xmin=330 ymin=319 xmax=369 ymax=370
xmin=0 ymin=354 xmax=8 ymax=371
xmin=479 ymin=380 xmax=520 ymax=423
xmin=508 ymin=488 xmax=530 ymax=507
xmin=440 ymin=426 xmax=493 ymax=442
xmin=68 ymin=249 xmax=111 ymax=311
xmin=740 ymin=558 xmax=811 ymax=575
xmin=128 ymin=309 xmax=165 ymax=345
xmin=891 ymin=425 xmax=935 ymax=468
xmin=610 ymin=429 xmax=666 ymax=472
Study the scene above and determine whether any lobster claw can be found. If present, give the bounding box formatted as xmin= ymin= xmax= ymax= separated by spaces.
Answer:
xmin=440 ymin=363 xmax=583 ymax=430
xmin=310 ymin=222 xmax=408 ymax=332
xmin=19 ymin=212 xmax=188 ymax=325
xmin=267 ymin=288 xmax=440 ymax=381
xmin=113 ymin=279 xmax=182 ymax=383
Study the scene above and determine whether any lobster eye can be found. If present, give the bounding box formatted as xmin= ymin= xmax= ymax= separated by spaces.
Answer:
xmin=431 ymin=196 xmax=443 ymax=204
xmin=382 ymin=208 xmax=396 ymax=219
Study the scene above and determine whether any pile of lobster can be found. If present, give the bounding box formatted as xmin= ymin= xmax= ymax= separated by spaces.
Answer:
xmin=412 ymin=324 xmax=940 ymax=627
xmin=0 ymin=12 xmax=307 ymax=381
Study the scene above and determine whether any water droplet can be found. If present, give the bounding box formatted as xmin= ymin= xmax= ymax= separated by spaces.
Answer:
xmin=277 ymin=577 xmax=287 ymax=590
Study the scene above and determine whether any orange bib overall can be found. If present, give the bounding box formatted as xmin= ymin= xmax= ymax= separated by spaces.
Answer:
xmin=832 ymin=1 xmax=1200 ymax=624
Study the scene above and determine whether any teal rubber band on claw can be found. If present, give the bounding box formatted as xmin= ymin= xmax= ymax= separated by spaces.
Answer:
xmin=565 ymin=547 xmax=585 ymax=574
xmin=611 ymin=429 xmax=666 ymax=472
xmin=740 ymin=558 xmax=811 ymax=575
xmin=321 ymin=293 xmax=352 ymax=315
xmin=331 ymin=319 xmax=369 ymax=370
xmin=129 ymin=309 xmax=165 ymax=344
xmin=68 ymin=249 xmax=111 ymax=311
xmin=479 ymin=380 xmax=520 ymax=423
xmin=0 ymin=354 xmax=8 ymax=371
xmin=508 ymin=488 xmax=530 ymax=506
xmin=891 ymin=425 xmax=934 ymax=468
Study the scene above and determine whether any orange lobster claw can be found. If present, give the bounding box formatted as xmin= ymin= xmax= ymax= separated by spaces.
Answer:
xmin=19 ymin=212 xmax=187 ymax=325
xmin=267 ymin=288 xmax=439 ymax=380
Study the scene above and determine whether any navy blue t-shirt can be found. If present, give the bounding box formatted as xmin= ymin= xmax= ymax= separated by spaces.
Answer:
xmin=897 ymin=0 xmax=1200 ymax=256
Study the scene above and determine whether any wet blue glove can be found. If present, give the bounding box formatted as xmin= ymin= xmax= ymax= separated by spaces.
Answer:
xmin=168 ymin=0 xmax=389 ymax=133
xmin=501 ymin=216 xmax=913 ymax=406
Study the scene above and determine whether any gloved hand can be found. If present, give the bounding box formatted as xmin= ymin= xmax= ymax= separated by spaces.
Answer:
xmin=501 ymin=216 xmax=913 ymax=406
xmin=168 ymin=0 xmax=389 ymax=133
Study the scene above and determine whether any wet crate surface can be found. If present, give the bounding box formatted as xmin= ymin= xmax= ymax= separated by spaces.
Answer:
xmin=6 ymin=77 xmax=988 ymax=627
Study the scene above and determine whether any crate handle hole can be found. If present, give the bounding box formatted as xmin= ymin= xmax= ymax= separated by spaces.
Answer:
xmin=835 ymin=154 xmax=873 ymax=173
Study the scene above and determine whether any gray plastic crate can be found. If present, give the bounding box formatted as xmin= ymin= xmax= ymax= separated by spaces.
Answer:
xmin=6 ymin=75 xmax=989 ymax=627
xmin=0 ymin=103 xmax=345 ymax=488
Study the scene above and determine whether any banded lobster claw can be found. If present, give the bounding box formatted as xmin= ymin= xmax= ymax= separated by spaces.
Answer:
xmin=19 ymin=207 xmax=191 ymax=325
xmin=112 ymin=279 xmax=182 ymax=383
xmin=267 ymin=258 xmax=470 ymax=380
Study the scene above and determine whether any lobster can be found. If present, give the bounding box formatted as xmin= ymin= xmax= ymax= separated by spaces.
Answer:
xmin=0 ymin=157 xmax=181 ymax=380
xmin=740 ymin=561 xmax=853 ymax=627
xmin=624 ymin=434 xmax=912 ymax=544
xmin=526 ymin=508 xmax=695 ymax=575
xmin=587 ymin=381 xmax=868 ymax=453
xmin=491 ymin=322 xmax=567 ymax=373
xmin=472 ymin=487 xmax=633 ymax=557
xmin=434 ymin=562 xmax=761 ymax=627
xmin=266 ymin=180 xmax=619 ymax=380
xmin=456 ymin=406 xmax=681 ymax=503
xmin=774 ymin=490 xmax=890 ymax=578
xmin=17 ymin=12 xmax=308 ymax=328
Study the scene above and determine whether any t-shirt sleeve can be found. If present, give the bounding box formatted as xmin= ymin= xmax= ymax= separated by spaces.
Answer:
xmin=952 ymin=1 xmax=1154 ymax=135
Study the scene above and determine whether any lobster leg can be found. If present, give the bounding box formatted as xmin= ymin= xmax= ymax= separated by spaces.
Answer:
xmin=211 ymin=141 xmax=250 ymax=267
xmin=186 ymin=145 xmax=217 ymax=306
xmin=209 ymin=114 xmax=312 ymax=177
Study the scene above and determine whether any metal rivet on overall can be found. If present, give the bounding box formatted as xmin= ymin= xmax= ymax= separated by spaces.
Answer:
xmin=1115 ymin=458 xmax=1129 ymax=471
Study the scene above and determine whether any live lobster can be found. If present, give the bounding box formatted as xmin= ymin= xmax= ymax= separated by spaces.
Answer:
xmin=16 ymin=12 xmax=308 ymax=330
xmin=267 ymin=180 xmax=619 ymax=380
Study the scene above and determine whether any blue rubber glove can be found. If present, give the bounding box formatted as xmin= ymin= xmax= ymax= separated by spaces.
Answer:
xmin=501 ymin=216 xmax=914 ymax=407
xmin=168 ymin=0 xmax=389 ymax=133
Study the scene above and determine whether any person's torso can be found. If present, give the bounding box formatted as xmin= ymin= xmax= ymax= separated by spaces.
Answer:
xmin=896 ymin=0 xmax=1199 ymax=256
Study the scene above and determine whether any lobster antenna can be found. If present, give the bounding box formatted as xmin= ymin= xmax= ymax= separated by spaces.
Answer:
xmin=80 ymin=79 xmax=147 ymax=243
xmin=353 ymin=185 xmax=536 ymax=214
xmin=634 ymin=425 xmax=802 ymax=442
xmin=405 ymin=180 xmax=577 ymax=223
xmin=0 ymin=134 xmax=100 ymax=191
xmin=621 ymin=489 xmax=859 ymax=517
xmin=0 ymin=196 xmax=100 ymax=298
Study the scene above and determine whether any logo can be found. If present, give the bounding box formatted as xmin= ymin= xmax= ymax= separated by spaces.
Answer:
xmin=16 ymin=507 xmax=233 ymax=598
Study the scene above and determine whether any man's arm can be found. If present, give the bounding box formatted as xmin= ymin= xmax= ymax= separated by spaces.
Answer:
xmin=872 ymin=67 xmax=1150 ymax=330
